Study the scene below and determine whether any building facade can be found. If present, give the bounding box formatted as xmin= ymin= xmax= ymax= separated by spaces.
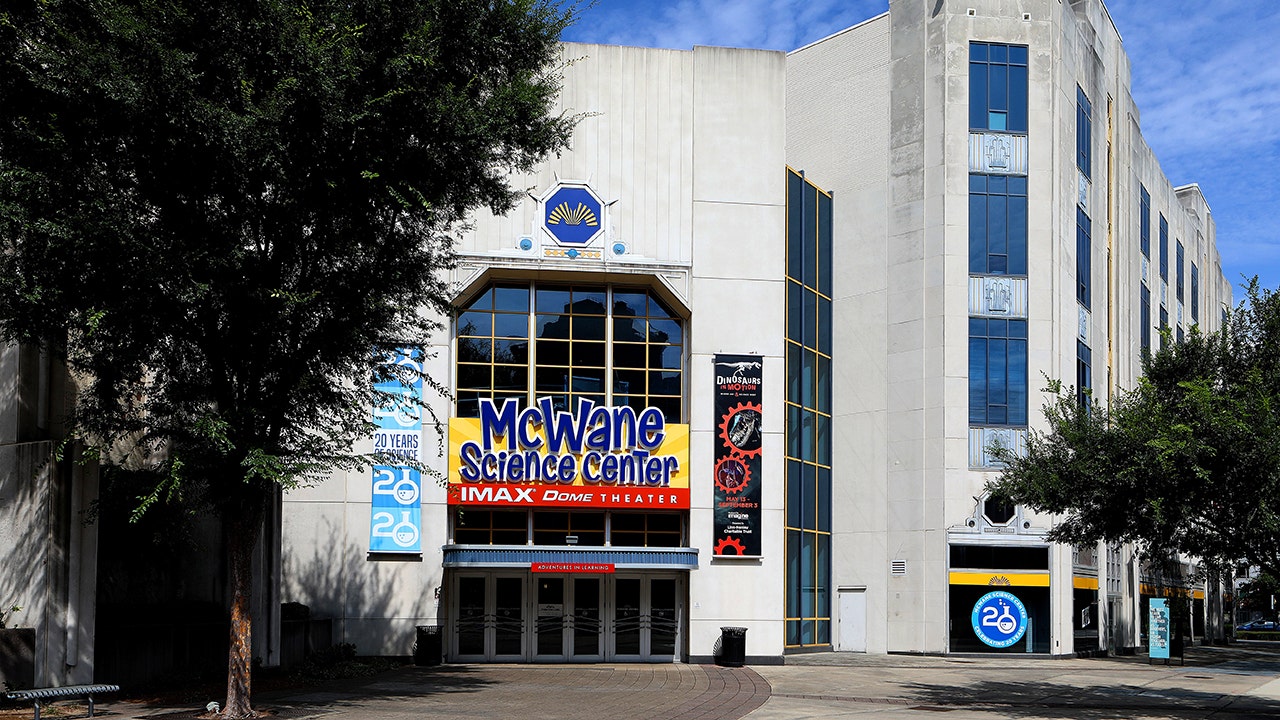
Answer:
xmin=0 ymin=342 xmax=100 ymax=687
xmin=279 ymin=0 xmax=1232 ymax=664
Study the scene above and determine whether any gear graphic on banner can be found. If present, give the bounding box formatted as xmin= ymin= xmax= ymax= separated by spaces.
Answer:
xmin=714 ymin=536 xmax=746 ymax=555
xmin=718 ymin=402 xmax=763 ymax=458
xmin=713 ymin=456 xmax=751 ymax=495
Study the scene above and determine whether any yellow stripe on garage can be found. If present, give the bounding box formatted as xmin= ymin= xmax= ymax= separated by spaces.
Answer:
xmin=1073 ymin=576 xmax=1099 ymax=590
xmin=949 ymin=571 xmax=1050 ymax=587
xmin=1140 ymin=584 xmax=1198 ymax=598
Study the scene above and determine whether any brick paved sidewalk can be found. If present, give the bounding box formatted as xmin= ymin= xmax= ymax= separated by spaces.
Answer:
xmin=115 ymin=663 xmax=771 ymax=720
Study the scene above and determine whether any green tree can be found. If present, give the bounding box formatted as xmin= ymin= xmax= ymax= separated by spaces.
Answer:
xmin=1234 ymin=572 xmax=1280 ymax=623
xmin=0 ymin=1 xmax=575 ymax=715
xmin=988 ymin=281 xmax=1280 ymax=587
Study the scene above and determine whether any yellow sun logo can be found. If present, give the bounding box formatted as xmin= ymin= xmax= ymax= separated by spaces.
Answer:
xmin=547 ymin=201 xmax=599 ymax=227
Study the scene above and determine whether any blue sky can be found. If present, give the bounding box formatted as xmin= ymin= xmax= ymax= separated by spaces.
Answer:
xmin=563 ymin=0 xmax=1280 ymax=303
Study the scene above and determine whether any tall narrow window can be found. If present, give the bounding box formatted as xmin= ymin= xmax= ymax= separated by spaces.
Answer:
xmin=1160 ymin=307 xmax=1169 ymax=351
xmin=1077 ymin=208 xmax=1092 ymax=308
xmin=1077 ymin=87 xmax=1093 ymax=177
xmin=1076 ymin=341 xmax=1092 ymax=407
xmin=1176 ymin=241 xmax=1185 ymax=303
xmin=970 ymin=42 xmax=1028 ymax=133
xmin=1139 ymin=186 xmax=1150 ymax=260
xmin=1191 ymin=263 xmax=1200 ymax=324
xmin=969 ymin=174 xmax=1028 ymax=275
xmin=969 ymin=318 xmax=1028 ymax=426
xmin=785 ymin=168 xmax=832 ymax=649
xmin=1159 ymin=215 xmax=1169 ymax=282
xmin=1140 ymin=285 xmax=1151 ymax=356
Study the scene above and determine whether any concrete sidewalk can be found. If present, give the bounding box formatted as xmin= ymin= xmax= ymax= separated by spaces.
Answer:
xmin=757 ymin=643 xmax=1280 ymax=719
xmin=94 ymin=642 xmax=1280 ymax=720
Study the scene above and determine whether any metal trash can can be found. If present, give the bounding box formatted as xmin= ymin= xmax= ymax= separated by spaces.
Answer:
xmin=414 ymin=625 xmax=441 ymax=666
xmin=717 ymin=626 xmax=747 ymax=667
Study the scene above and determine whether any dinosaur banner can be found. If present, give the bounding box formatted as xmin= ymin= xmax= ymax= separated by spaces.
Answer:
xmin=712 ymin=354 xmax=763 ymax=557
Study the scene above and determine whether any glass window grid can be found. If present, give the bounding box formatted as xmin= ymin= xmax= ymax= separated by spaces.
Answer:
xmin=969 ymin=42 xmax=1029 ymax=133
xmin=533 ymin=511 xmax=606 ymax=546
xmin=610 ymin=511 xmax=683 ymax=548
xmin=1106 ymin=543 xmax=1123 ymax=596
xmin=785 ymin=168 xmax=833 ymax=648
xmin=1077 ymin=86 xmax=1092 ymax=177
xmin=451 ymin=508 xmax=685 ymax=547
xmin=968 ymin=318 xmax=1029 ymax=426
xmin=969 ymin=174 xmax=1028 ymax=276
xmin=453 ymin=509 xmax=530 ymax=545
xmin=455 ymin=283 xmax=684 ymax=422
xmin=1139 ymin=186 xmax=1151 ymax=260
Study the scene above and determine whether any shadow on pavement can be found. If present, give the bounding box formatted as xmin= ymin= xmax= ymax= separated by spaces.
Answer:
xmin=902 ymin=677 xmax=1280 ymax=718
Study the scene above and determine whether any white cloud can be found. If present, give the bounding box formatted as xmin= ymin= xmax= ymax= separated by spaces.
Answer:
xmin=565 ymin=0 xmax=1280 ymax=296
xmin=1106 ymin=1 xmax=1280 ymax=297
xmin=566 ymin=0 xmax=888 ymax=52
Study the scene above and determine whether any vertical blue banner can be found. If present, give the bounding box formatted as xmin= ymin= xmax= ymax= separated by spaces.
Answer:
xmin=370 ymin=348 xmax=423 ymax=553
xmin=370 ymin=465 xmax=422 ymax=552
xmin=1148 ymin=598 xmax=1170 ymax=660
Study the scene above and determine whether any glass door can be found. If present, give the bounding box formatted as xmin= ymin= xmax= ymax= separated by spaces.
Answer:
xmin=613 ymin=578 xmax=643 ymax=659
xmin=492 ymin=575 xmax=526 ymax=660
xmin=453 ymin=575 xmax=488 ymax=661
xmin=608 ymin=575 xmax=679 ymax=662
xmin=648 ymin=577 xmax=678 ymax=660
xmin=572 ymin=577 xmax=603 ymax=661
xmin=534 ymin=576 xmax=567 ymax=661
xmin=451 ymin=573 xmax=527 ymax=661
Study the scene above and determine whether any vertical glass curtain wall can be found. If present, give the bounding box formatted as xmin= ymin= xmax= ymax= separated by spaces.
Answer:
xmin=785 ymin=168 xmax=833 ymax=649
xmin=1076 ymin=86 xmax=1092 ymax=400
xmin=1139 ymin=186 xmax=1151 ymax=356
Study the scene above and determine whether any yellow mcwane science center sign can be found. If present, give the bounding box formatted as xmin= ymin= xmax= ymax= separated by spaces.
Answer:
xmin=448 ymin=398 xmax=689 ymax=509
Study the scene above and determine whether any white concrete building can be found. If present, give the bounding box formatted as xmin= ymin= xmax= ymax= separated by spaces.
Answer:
xmin=278 ymin=0 xmax=1232 ymax=664
xmin=0 ymin=343 xmax=100 ymax=687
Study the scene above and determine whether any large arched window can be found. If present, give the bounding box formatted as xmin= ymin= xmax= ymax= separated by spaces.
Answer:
xmin=455 ymin=283 xmax=684 ymax=422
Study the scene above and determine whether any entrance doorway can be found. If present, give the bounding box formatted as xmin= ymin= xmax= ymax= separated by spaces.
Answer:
xmin=453 ymin=574 xmax=527 ymax=662
xmin=612 ymin=576 xmax=677 ymax=661
xmin=448 ymin=571 xmax=683 ymax=662
xmin=534 ymin=575 xmax=603 ymax=661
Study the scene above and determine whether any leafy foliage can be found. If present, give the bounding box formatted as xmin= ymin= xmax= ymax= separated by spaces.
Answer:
xmin=1235 ymin=572 xmax=1280 ymax=620
xmin=988 ymin=281 xmax=1280 ymax=581
xmin=0 ymin=0 xmax=575 ymax=715
xmin=0 ymin=0 xmax=575 ymax=505
xmin=0 ymin=603 xmax=19 ymax=629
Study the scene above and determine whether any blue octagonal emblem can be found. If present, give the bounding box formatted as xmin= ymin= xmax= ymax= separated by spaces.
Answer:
xmin=542 ymin=184 xmax=604 ymax=246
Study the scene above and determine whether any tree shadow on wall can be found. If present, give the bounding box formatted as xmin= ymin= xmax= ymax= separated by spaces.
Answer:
xmin=282 ymin=516 xmax=413 ymax=655
xmin=0 ymin=442 xmax=57 ymax=689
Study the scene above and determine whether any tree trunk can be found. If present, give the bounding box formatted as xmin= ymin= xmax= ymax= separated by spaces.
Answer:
xmin=224 ymin=512 xmax=261 ymax=718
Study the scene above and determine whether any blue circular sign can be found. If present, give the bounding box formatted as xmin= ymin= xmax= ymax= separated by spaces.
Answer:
xmin=543 ymin=185 xmax=604 ymax=246
xmin=971 ymin=591 xmax=1028 ymax=648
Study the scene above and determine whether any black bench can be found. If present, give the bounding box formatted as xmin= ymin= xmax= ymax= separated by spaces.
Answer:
xmin=4 ymin=684 xmax=119 ymax=719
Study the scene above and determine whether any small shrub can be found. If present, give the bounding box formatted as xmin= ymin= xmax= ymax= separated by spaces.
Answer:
xmin=296 ymin=643 xmax=400 ymax=682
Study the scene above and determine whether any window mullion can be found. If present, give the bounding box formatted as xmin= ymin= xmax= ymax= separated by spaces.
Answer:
xmin=522 ymin=283 xmax=532 ymax=408
xmin=605 ymin=285 xmax=614 ymax=407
